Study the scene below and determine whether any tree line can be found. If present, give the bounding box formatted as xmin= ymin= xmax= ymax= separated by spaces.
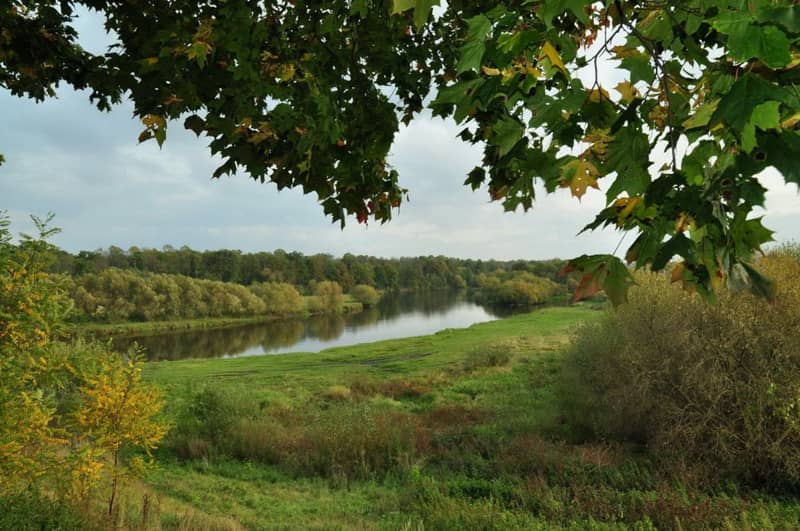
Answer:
xmin=60 ymin=269 xmax=359 ymax=323
xmin=47 ymin=245 xmax=570 ymax=292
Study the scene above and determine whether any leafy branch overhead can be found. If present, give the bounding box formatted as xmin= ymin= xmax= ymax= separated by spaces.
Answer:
xmin=3 ymin=0 xmax=799 ymax=302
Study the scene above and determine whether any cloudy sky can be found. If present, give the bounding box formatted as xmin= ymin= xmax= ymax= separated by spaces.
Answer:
xmin=2 ymin=10 xmax=799 ymax=260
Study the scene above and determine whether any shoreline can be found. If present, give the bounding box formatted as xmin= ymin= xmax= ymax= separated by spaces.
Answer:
xmin=65 ymin=300 xmax=365 ymax=339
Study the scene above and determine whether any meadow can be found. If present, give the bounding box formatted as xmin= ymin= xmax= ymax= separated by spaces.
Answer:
xmin=87 ymin=304 xmax=799 ymax=530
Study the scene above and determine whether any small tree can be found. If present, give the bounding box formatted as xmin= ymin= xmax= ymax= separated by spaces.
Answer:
xmin=72 ymin=344 xmax=168 ymax=520
xmin=350 ymin=284 xmax=380 ymax=307
xmin=313 ymin=281 xmax=345 ymax=314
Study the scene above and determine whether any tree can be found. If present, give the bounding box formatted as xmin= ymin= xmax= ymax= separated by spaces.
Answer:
xmin=351 ymin=284 xmax=381 ymax=307
xmin=0 ymin=214 xmax=167 ymax=518
xmin=3 ymin=1 xmax=799 ymax=301
xmin=312 ymin=280 xmax=345 ymax=313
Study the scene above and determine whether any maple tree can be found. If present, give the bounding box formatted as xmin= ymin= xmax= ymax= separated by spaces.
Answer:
xmin=3 ymin=1 xmax=799 ymax=301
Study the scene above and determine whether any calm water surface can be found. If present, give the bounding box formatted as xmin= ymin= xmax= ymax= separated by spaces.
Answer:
xmin=118 ymin=291 xmax=520 ymax=361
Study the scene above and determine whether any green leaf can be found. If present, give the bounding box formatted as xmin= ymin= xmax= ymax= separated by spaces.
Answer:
xmin=713 ymin=13 xmax=791 ymax=68
xmin=759 ymin=7 xmax=800 ymax=33
xmin=391 ymin=0 xmax=415 ymax=14
xmin=683 ymin=99 xmax=719 ymax=130
xmin=490 ymin=116 xmax=524 ymax=157
xmin=605 ymin=126 xmax=650 ymax=200
xmin=619 ymin=54 xmax=655 ymax=85
xmin=760 ymin=131 xmax=800 ymax=185
xmin=413 ymin=0 xmax=439 ymax=31
xmin=712 ymin=73 xmax=782 ymax=133
xmin=457 ymin=15 xmax=491 ymax=74
xmin=741 ymin=262 xmax=777 ymax=300
xmin=539 ymin=0 xmax=591 ymax=28
xmin=741 ymin=100 xmax=781 ymax=153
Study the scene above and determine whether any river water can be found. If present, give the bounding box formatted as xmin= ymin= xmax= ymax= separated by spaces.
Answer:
xmin=116 ymin=291 xmax=521 ymax=361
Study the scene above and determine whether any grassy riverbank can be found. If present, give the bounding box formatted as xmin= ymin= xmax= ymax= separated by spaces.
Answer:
xmin=122 ymin=306 xmax=800 ymax=530
xmin=67 ymin=297 xmax=365 ymax=338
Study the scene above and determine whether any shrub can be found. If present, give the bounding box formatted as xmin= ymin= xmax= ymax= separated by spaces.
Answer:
xmin=350 ymin=284 xmax=381 ymax=307
xmin=311 ymin=280 xmax=345 ymax=313
xmin=562 ymin=253 xmax=800 ymax=486
xmin=249 ymin=282 xmax=305 ymax=315
xmin=461 ymin=341 xmax=515 ymax=372
xmin=0 ymin=490 xmax=90 ymax=531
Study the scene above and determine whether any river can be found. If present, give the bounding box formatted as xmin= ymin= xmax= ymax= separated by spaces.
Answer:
xmin=115 ymin=290 xmax=523 ymax=361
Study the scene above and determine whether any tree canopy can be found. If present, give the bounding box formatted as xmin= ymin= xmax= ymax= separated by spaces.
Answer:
xmin=3 ymin=0 xmax=799 ymax=302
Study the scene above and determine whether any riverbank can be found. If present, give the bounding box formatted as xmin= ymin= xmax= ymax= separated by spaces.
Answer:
xmin=128 ymin=305 xmax=800 ymax=530
xmin=66 ymin=297 xmax=365 ymax=338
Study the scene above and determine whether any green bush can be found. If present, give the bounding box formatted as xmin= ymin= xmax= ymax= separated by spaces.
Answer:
xmin=0 ymin=490 xmax=91 ymax=531
xmin=461 ymin=341 xmax=514 ymax=372
xmin=350 ymin=284 xmax=380 ymax=307
xmin=561 ymin=253 xmax=800 ymax=487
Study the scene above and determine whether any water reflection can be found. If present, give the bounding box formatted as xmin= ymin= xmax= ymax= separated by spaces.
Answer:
xmin=116 ymin=290 xmax=530 ymax=361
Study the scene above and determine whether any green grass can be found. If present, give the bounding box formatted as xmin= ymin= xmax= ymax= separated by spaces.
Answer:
xmin=126 ymin=305 xmax=800 ymax=530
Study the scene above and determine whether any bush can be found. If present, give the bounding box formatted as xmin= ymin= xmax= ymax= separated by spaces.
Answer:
xmin=461 ymin=341 xmax=515 ymax=372
xmin=350 ymin=284 xmax=380 ymax=307
xmin=562 ymin=252 xmax=800 ymax=487
xmin=0 ymin=490 xmax=91 ymax=531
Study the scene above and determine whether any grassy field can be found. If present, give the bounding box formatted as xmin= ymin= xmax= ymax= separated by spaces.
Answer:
xmin=122 ymin=305 xmax=800 ymax=530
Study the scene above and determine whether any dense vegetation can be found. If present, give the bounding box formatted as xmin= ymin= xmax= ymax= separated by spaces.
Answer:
xmin=46 ymin=245 xmax=570 ymax=292
xmin=563 ymin=249 xmax=800 ymax=488
xmin=64 ymin=268 xmax=308 ymax=323
xmin=475 ymin=270 xmax=563 ymax=306
xmin=29 ymin=246 xmax=571 ymax=326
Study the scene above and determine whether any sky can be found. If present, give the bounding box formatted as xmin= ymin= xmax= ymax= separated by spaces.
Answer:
xmin=2 ymin=10 xmax=799 ymax=260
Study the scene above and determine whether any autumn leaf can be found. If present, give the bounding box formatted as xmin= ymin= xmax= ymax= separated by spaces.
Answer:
xmin=539 ymin=41 xmax=567 ymax=75
xmin=560 ymin=158 xmax=599 ymax=199
xmin=615 ymin=81 xmax=639 ymax=103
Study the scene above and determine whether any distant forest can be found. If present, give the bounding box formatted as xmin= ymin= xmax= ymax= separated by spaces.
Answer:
xmin=48 ymin=246 xmax=571 ymax=292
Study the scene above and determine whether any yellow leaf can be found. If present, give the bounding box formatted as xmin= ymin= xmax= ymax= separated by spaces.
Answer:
xmin=539 ymin=41 xmax=567 ymax=74
xmin=482 ymin=65 xmax=501 ymax=76
xmin=611 ymin=45 xmax=639 ymax=59
xmin=560 ymin=159 xmax=600 ymax=199
xmin=615 ymin=81 xmax=639 ymax=104
xmin=589 ymin=87 xmax=610 ymax=103
xmin=781 ymin=112 xmax=800 ymax=129
xmin=278 ymin=63 xmax=296 ymax=81
xmin=615 ymin=196 xmax=641 ymax=224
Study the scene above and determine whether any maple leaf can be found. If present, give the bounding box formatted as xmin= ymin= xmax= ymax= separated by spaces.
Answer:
xmin=560 ymin=158 xmax=600 ymax=199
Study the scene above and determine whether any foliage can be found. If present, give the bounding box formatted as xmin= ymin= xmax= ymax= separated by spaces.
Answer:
xmin=309 ymin=280 xmax=345 ymax=314
xmin=69 ymin=341 xmax=169 ymax=517
xmin=562 ymin=250 xmax=800 ymax=487
xmin=0 ymin=213 xmax=71 ymax=494
xmin=350 ymin=283 xmax=381 ymax=307
xmin=4 ymin=1 xmax=799 ymax=300
xmin=249 ymin=281 xmax=305 ymax=315
xmin=0 ymin=214 xmax=168 ymax=524
xmin=0 ymin=489 xmax=90 ymax=531
xmin=68 ymin=269 xmax=312 ymax=322
xmin=46 ymin=244 xmax=571 ymax=293
xmin=476 ymin=270 xmax=562 ymax=306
